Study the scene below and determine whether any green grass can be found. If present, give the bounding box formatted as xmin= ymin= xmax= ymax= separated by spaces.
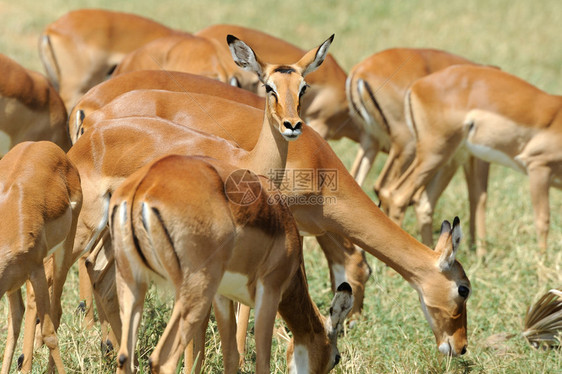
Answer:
xmin=1 ymin=0 xmax=561 ymax=373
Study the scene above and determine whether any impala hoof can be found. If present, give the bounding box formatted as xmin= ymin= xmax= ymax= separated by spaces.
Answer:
xmin=17 ymin=354 xmax=24 ymax=370
xmin=101 ymin=339 xmax=114 ymax=357
xmin=118 ymin=354 xmax=127 ymax=368
xmin=77 ymin=301 xmax=86 ymax=314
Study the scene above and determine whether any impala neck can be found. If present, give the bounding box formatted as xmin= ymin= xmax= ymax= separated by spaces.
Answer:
xmin=242 ymin=102 xmax=290 ymax=186
xmin=277 ymin=262 xmax=325 ymax=343
xmin=325 ymin=170 xmax=437 ymax=286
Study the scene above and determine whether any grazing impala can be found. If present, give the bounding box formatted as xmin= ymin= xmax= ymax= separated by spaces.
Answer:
xmin=112 ymin=33 xmax=230 ymax=83
xmin=0 ymin=54 xmax=70 ymax=156
xmin=0 ymin=141 xmax=82 ymax=374
xmin=381 ymin=64 xmax=562 ymax=252
xmin=346 ymin=48 xmax=485 ymax=251
xmin=39 ymin=9 xmax=179 ymax=110
xmin=69 ymin=36 xmax=471 ymax=360
xmin=196 ymin=24 xmax=359 ymax=142
xmin=110 ymin=154 xmax=353 ymax=373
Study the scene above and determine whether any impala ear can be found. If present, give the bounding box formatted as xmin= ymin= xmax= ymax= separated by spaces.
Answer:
xmin=227 ymin=35 xmax=265 ymax=81
xmin=295 ymin=34 xmax=334 ymax=77
xmin=327 ymin=282 xmax=353 ymax=335
xmin=435 ymin=217 xmax=462 ymax=270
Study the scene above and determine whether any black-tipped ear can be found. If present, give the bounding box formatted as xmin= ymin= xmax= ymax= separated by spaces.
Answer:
xmin=337 ymin=282 xmax=352 ymax=294
xmin=440 ymin=220 xmax=451 ymax=234
xmin=227 ymin=34 xmax=264 ymax=80
xmin=453 ymin=216 xmax=460 ymax=228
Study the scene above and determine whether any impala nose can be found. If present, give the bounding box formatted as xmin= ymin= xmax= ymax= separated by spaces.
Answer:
xmin=461 ymin=345 xmax=467 ymax=355
xmin=335 ymin=353 xmax=341 ymax=366
xmin=283 ymin=121 xmax=302 ymax=130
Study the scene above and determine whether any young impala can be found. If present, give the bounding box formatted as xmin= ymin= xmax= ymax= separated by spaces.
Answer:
xmin=110 ymin=154 xmax=353 ymax=373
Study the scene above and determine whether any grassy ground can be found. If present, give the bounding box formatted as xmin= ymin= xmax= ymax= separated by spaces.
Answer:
xmin=0 ymin=0 xmax=561 ymax=373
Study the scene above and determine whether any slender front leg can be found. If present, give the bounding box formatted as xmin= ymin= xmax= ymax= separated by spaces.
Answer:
xmin=78 ymin=255 xmax=94 ymax=327
xmin=1 ymin=290 xmax=24 ymax=374
xmin=235 ymin=303 xmax=251 ymax=367
xmin=316 ymin=233 xmax=371 ymax=318
xmin=253 ymin=285 xmax=281 ymax=374
xmin=463 ymin=157 xmax=489 ymax=257
xmin=214 ymin=296 xmax=239 ymax=374
xmin=528 ymin=164 xmax=551 ymax=252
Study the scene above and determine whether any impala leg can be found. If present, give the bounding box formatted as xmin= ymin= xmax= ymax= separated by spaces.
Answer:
xmin=316 ymin=233 xmax=371 ymax=319
xmin=350 ymin=138 xmax=378 ymax=187
xmin=150 ymin=273 xmax=220 ymax=374
xmin=115 ymin=267 xmax=147 ymax=374
xmin=214 ymin=296 xmax=239 ymax=374
xmin=183 ymin=305 xmax=210 ymax=374
xmin=1 ymin=289 xmax=24 ymax=374
xmin=415 ymin=161 xmax=461 ymax=247
xmin=374 ymin=146 xmax=398 ymax=196
xmin=78 ymin=256 xmax=94 ymax=327
xmin=20 ymin=282 xmax=37 ymax=373
xmin=375 ymin=141 xmax=416 ymax=198
xmin=464 ymin=157 xmax=489 ymax=257
xmin=85 ymin=237 xmax=121 ymax=349
xmin=253 ymin=285 xmax=281 ymax=374
xmin=29 ymin=264 xmax=65 ymax=374
xmin=235 ymin=303 xmax=251 ymax=367
xmin=528 ymin=164 xmax=551 ymax=252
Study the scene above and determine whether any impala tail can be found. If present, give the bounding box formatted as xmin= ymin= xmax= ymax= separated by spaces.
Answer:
xmin=38 ymin=34 xmax=60 ymax=91
xmin=346 ymin=73 xmax=389 ymax=138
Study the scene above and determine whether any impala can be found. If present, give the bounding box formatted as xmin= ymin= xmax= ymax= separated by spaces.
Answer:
xmin=68 ymin=38 xmax=471 ymax=361
xmin=0 ymin=141 xmax=82 ymax=374
xmin=196 ymin=24 xmax=359 ymax=143
xmin=0 ymin=54 xmax=70 ymax=156
xmin=112 ymin=33 xmax=230 ymax=83
xmin=39 ymin=9 xmax=178 ymax=110
xmin=110 ymin=154 xmax=353 ymax=373
xmin=346 ymin=48 xmax=476 ymax=187
xmin=68 ymin=71 xmax=264 ymax=144
xmin=381 ymin=64 xmax=562 ymax=252
xmin=346 ymin=48 xmax=485 ymax=251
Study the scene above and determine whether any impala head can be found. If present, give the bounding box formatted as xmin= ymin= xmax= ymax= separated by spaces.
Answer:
xmin=415 ymin=217 xmax=471 ymax=356
xmin=227 ymin=34 xmax=334 ymax=141
xmin=286 ymin=282 xmax=353 ymax=373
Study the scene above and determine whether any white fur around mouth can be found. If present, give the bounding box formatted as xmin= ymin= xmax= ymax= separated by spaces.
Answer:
xmin=282 ymin=129 xmax=302 ymax=141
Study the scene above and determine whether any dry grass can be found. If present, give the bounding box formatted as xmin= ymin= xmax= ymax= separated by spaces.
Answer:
xmin=1 ymin=0 xmax=561 ymax=373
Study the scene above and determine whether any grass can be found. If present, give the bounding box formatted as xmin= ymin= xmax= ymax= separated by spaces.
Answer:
xmin=1 ymin=0 xmax=561 ymax=373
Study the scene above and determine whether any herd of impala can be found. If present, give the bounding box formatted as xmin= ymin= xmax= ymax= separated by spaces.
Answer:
xmin=0 ymin=8 xmax=559 ymax=374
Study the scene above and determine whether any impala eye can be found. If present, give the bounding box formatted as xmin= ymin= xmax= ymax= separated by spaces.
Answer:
xmin=265 ymin=84 xmax=274 ymax=94
xmin=458 ymin=285 xmax=470 ymax=298
xmin=299 ymin=84 xmax=308 ymax=98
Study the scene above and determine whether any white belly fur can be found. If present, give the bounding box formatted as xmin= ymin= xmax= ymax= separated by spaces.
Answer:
xmin=466 ymin=141 xmax=527 ymax=174
xmin=217 ymin=272 xmax=254 ymax=307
